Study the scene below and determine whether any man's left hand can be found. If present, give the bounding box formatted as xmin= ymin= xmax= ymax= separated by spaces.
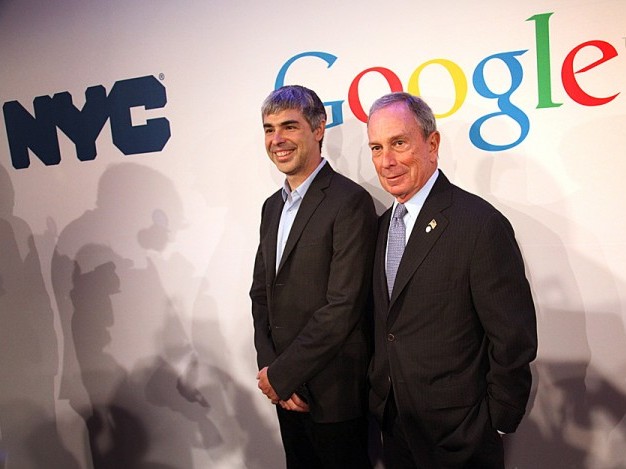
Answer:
xmin=279 ymin=393 xmax=309 ymax=412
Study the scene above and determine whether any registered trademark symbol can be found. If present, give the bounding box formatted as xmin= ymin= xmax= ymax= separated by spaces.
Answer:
xmin=159 ymin=73 xmax=165 ymax=80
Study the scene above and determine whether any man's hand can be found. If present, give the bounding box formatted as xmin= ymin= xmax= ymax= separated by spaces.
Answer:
xmin=279 ymin=393 xmax=310 ymax=412
xmin=257 ymin=367 xmax=280 ymax=404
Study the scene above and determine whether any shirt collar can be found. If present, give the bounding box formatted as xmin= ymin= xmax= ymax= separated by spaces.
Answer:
xmin=281 ymin=158 xmax=327 ymax=202
xmin=393 ymin=168 xmax=439 ymax=219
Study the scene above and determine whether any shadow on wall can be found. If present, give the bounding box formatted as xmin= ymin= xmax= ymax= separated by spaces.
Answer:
xmin=46 ymin=162 xmax=281 ymax=468
xmin=0 ymin=164 xmax=78 ymax=468
xmin=190 ymin=267 xmax=285 ymax=467
xmin=467 ymin=135 xmax=626 ymax=468
xmin=506 ymin=359 xmax=626 ymax=469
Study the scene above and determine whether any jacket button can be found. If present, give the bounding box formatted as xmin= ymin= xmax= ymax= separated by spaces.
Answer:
xmin=387 ymin=333 xmax=395 ymax=342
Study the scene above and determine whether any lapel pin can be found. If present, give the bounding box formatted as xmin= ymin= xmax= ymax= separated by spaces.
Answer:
xmin=425 ymin=219 xmax=437 ymax=233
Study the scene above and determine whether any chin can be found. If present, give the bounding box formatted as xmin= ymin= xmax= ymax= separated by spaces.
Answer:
xmin=386 ymin=187 xmax=405 ymax=199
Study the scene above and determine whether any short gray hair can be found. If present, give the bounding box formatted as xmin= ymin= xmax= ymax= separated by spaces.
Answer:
xmin=262 ymin=85 xmax=327 ymax=150
xmin=369 ymin=92 xmax=437 ymax=139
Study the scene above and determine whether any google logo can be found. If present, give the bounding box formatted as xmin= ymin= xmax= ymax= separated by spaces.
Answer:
xmin=274 ymin=12 xmax=621 ymax=151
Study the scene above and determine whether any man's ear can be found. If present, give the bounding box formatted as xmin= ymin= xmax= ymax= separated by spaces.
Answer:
xmin=429 ymin=130 xmax=441 ymax=155
xmin=314 ymin=121 xmax=326 ymax=141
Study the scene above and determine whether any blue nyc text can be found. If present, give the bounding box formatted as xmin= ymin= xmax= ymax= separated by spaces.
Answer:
xmin=2 ymin=75 xmax=170 ymax=170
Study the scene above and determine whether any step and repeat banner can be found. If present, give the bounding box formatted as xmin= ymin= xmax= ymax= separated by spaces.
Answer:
xmin=1 ymin=0 xmax=625 ymax=467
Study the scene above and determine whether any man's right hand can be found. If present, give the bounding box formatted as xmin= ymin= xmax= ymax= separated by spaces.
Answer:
xmin=257 ymin=366 xmax=280 ymax=403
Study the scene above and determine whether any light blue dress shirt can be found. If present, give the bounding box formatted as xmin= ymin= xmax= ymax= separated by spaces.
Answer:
xmin=276 ymin=159 xmax=327 ymax=271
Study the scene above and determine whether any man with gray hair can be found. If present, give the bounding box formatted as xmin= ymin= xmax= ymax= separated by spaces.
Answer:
xmin=250 ymin=85 xmax=376 ymax=468
xmin=367 ymin=92 xmax=537 ymax=468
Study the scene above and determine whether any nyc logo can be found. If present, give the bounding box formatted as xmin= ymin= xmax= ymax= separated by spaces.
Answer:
xmin=2 ymin=75 xmax=170 ymax=169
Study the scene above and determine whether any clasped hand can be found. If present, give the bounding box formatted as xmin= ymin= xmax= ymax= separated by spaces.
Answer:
xmin=257 ymin=366 xmax=309 ymax=412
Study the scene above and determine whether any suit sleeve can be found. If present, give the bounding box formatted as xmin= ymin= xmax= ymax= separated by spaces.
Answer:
xmin=470 ymin=211 xmax=538 ymax=433
xmin=250 ymin=200 xmax=278 ymax=369
xmin=267 ymin=190 xmax=377 ymax=400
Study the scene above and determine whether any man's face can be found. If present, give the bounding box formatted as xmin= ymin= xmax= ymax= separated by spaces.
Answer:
xmin=368 ymin=103 xmax=439 ymax=203
xmin=263 ymin=108 xmax=324 ymax=187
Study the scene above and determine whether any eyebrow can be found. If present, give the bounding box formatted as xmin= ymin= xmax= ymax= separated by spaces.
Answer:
xmin=263 ymin=119 xmax=300 ymax=129
xmin=368 ymin=132 xmax=406 ymax=146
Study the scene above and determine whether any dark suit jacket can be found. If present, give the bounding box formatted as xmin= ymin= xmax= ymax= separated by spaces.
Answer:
xmin=250 ymin=163 xmax=377 ymax=423
xmin=369 ymin=171 xmax=537 ymax=463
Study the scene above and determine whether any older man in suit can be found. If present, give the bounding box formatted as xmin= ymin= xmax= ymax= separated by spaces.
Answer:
xmin=250 ymin=85 xmax=377 ymax=468
xmin=366 ymin=92 xmax=537 ymax=468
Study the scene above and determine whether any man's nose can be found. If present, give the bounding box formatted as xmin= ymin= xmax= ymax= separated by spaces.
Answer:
xmin=381 ymin=149 xmax=396 ymax=168
xmin=272 ymin=129 xmax=286 ymax=145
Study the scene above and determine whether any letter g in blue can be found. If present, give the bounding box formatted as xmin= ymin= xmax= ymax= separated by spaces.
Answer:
xmin=274 ymin=51 xmax=344 ymax=128
xmin=470 ymin=50 xmax=529 ymax=151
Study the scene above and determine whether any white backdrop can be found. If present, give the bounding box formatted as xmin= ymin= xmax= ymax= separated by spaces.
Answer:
xmin=1 ymin=0 xmax=625 ymax=467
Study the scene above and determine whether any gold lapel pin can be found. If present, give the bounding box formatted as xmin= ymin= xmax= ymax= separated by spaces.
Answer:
xmin=425 ymin=219 xmax=437 ymax=233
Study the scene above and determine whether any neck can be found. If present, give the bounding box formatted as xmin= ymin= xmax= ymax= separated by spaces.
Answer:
xmin=287 ymin=156 xmax=322 ymax=190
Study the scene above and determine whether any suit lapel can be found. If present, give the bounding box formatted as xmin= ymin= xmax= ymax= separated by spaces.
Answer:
xmin=264 ymin=192 xmax=284 ymax=284
xmin=388 ymin=172 xmax=453 ymax=316
xmin=376 ymin=209 xmax=392 ymax=310
xmin=277 ymin=164 xmax=333 ymax=274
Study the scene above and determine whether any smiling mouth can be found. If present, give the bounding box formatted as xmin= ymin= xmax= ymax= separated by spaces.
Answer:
xmin=386 ymin=173 xmax=404 ymax=182
xmin=274 ymin=149 xmax=293 ymax=157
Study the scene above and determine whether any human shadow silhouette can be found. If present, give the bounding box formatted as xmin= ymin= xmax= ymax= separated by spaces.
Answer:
xmin=52 ymin=162 xmax=281 ymax=467
xmin=0 ymin=164 xmax=77 ymax=468
xmin=51 ymin=163 xmax=204 ymax=467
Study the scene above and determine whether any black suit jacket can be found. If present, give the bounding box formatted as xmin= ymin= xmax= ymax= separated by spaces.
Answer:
xmin=250 ymin=163 xmax=377 ymax=423
xmin=369 ymin=171 xmax=537 ymax=462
